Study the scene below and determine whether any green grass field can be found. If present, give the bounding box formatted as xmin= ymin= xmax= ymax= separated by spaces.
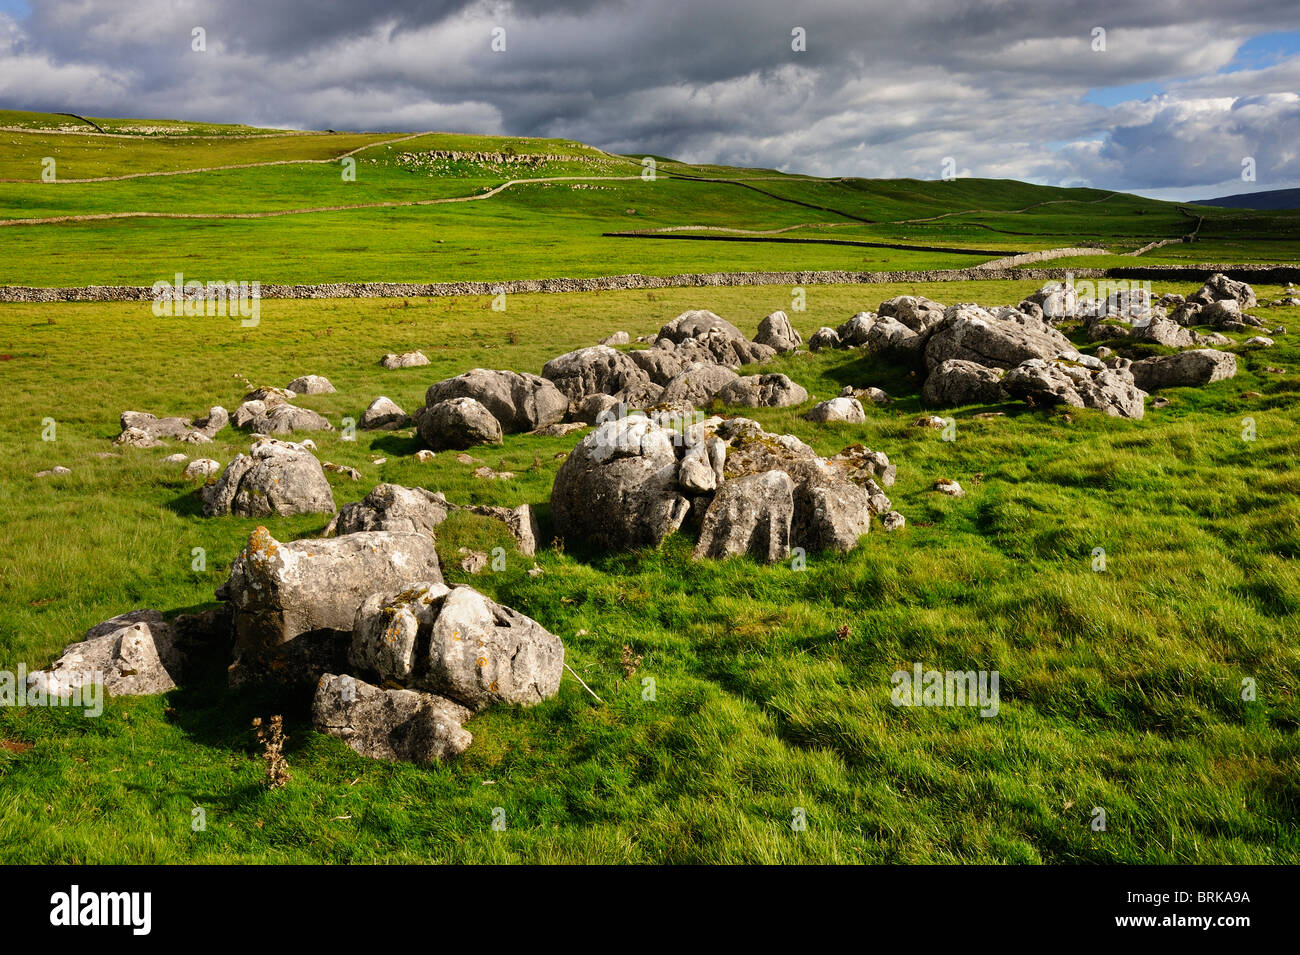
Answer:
xmin=2 ymin=282 xmax=1298 ymax=863
xmin=0 ymin=112 xmax=1297 ymax=864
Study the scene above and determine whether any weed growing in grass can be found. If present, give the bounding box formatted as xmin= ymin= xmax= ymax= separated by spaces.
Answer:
xmin=253 ymin=716 xmax=290 ymax=789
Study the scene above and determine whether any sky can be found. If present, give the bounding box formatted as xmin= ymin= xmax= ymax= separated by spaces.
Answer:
xmin=1 ymin=0 xmax=1298 ymax=201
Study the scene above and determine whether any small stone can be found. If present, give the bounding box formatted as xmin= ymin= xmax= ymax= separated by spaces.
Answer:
xmin=323 ymin=462 xmax=362 ymax=481
xmin=934 ymin=479 xmax=964 ymax=497
xmin=183 ymin=458 xmax=221 ymax=479
xmin=458 ymin=549 xmax=489 ymax=574
xmin=881 ymin=511 xmax=906 ymax=532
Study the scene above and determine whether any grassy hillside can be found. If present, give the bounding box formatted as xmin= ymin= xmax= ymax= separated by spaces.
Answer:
xmin=1 ymin=280 xmax=1297 ymax=863
xmin=1 ymin=109 xmax=1296 ymax=286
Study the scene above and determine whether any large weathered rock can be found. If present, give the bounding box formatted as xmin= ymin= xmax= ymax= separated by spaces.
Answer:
xmin=114 ymin=427 xmax=161 ymax=448
xmin=924 ymin=306 xmax=1074 ymax=371
xmin=254 ymin=404 xmax=333 ymax=435
xmin=415 ymin=397 xmax=503 ymax=450
xmin=922 ymin=359 xmax=1006 ymax=407
xmin=231 ymin=395 xmax=332 ymax=435
xmin=423 ymin=586 xmax=565 ymax=711
xmin=358 ymin=396 xmax=410 ymax=430
xmin=657 ymin=309 xmax=746 ymax=344
xmin=1170 ymin=301 xmax=1203 ymax=326
xmin=326 ymin=484 xmax=450 ymax=536
xmin=808 ymin=327 xmax=841 ymax=351
xmin=805 ymin=397 xmax=866 ymax=423
xmin=183 ymin=457 xmax=221 ymax=480
xmin=835 ymin=312 xmax=877 ymax=346
xmin=553 ymin=412 xmax=896 ymax=560
xmin=1132 ymin=316 xmax=1196 ymax=348
xmin=1129 ymin=349 xmax=1238 ymax=391
xmin=217 ymin=526 xmax=443 ymax=684
xmin=677 ymin=436 xmax=724 ymax=493
xmin=1200 ymin=299 xmax=1244 ymax=329
xmin=1190 ymin=273 xmax=1256 ymax=309
xmin=627 ymin=344 xmax=688 ymax=385
xmin=1003 ymin=359 xmax=1146 ymax=419
xmin=286 ymin=375 xmax=335 ymax=395
xmin=551 ymin=415 xmax=690 ymax=549
xmin=804 ymin=483 xmax=874 ymax=552
xmin=865 ymin=316 xmax=926 ymax=357
xmin=542 ymin=345 xmax=655 ymax=401
xmin=202 ymin=438 xmax=335 ymax=517
xmin=715 ymin=373 xmax=809 ymax=408
xmin=26 ymin=610 xmax=181 ymax=698
xmin=693 ymin=470 xmax=794 ymax=562
xmin=425 ymin=368 xmax=567 ymax=433
xmin=348 ymin=582 xmax=451 ymax=683
xmin=719 ymin=419 xmax=884 ymax=548
xmin=570 ymin=393 xmax=627 ymax=425
xmin=313 ymin=672 xmax=472 ymax=762
xmin=659 ymin=362 xmax=740 ymax=408
xmin=879 ymin=295 xmax=947 ymax=331
xmin=754 ymin=310 xmax=803 ymax=352
xmin=120 ymin=411 xmax=192 ymax=441
xmin=672 ymin=332 xmax=776 ymax=368
xmin=349 ymin=582 xmax=564 ymax=711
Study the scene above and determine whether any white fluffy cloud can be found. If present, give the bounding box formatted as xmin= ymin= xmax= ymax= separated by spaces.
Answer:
xmin=1 ymin=0 xmax=1298 ymax=199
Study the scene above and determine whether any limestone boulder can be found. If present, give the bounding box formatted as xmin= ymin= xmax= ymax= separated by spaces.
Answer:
xmin=924 ymin=305 xmax=1075 ymax=371
xmin=202 ymin=438 xmax=335 ymax=517
xmin=754 ymin=310 xmax=803 ymax=352
xmin=922 ymin=359 xmax=1006 ymax=407
xmin=359 ymin=396 xmax=410 ymax=430
xmin=550 ymin=414 xmax=690 ymax=550
xmin=805 ymin=397 xmax=866 ymax=423
xmin=26 ymin=610 xmax=181 ymax=699
xmin=1130 ymin=349 xmax=1238 ymax=391
xmin=693 ymin=470 xmax=794 ymax=562
xmin=415 ymin=397 xmax=503 ymax=450
xmin=327 ymin=483 xmax=450 ymax=537
xmin=542 ymin=344 xmax=655 ymax=401
xmin=425 ymin=368 xmax=567 ymax=433
xmin=286 ymin=375 xmax=335 ymax=395
xmin=217 ymin=526 xmax=443 ymax=685
xmin=313 ymin=672 xmax=472 ymax=762
xmin=714 ymin=373 xmax=809 ymax=408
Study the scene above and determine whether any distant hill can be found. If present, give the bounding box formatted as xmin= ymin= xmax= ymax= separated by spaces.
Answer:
xmin=1191 ymin=187 xmax=1300 ymax=210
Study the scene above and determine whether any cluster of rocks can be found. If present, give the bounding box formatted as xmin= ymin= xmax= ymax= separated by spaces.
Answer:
xmin=550 ymin=411 xmax=902 ymax=562
xmin=407 ymin=310 xmax=818 ymax=452
xmin=324 ymin=482 xmax=540 ymax=556
xmin=29 ymin=525 xmax=564 ymax=763
xmin=115 ymin=406 xmax=229 ymax=448
xmin=806 ymin=276 xmax=1270 ymax=419
xmin=117 ymin=375 xmax=341 ymax=450
xmin=230 ymin=385 xmax=333 ymax=435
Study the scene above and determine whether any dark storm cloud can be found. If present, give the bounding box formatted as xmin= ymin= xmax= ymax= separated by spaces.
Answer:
xmin=2 ymin=0 xmax=1298 ymax=197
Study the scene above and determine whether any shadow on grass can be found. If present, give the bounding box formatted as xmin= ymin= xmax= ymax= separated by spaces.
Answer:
xmin=368 ymin=433 xmax=424 ymax=456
